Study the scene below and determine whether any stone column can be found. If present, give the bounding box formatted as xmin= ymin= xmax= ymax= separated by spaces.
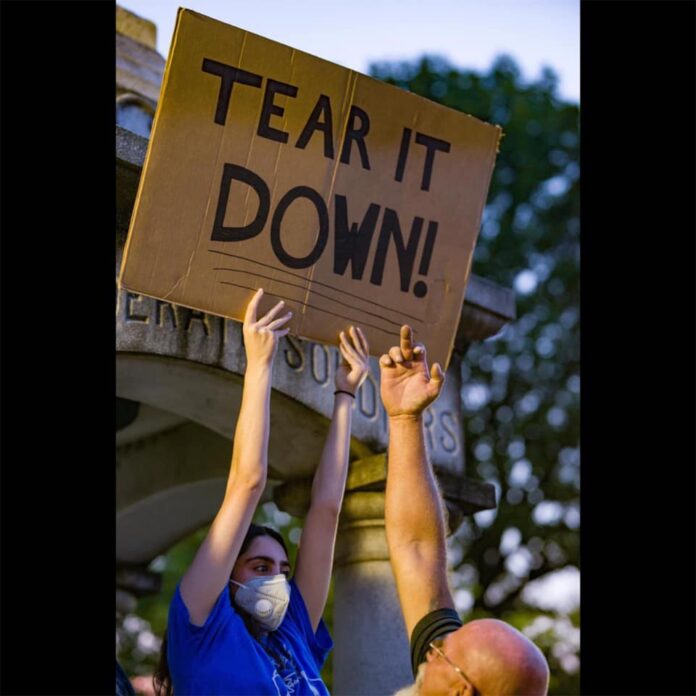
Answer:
xmin=332 ymin=489 xmax=412 ymax=696
xmin=275 ymin=454 xmax=414 ymax=695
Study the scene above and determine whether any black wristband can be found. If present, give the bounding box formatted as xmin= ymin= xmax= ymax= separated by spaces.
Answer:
xmin=334 ymin=389 xmax=355 ymax=399
xmin=410 ymin=608 xmax=463 ymax=676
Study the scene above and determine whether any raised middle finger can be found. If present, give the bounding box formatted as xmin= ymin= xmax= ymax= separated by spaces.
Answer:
xmin=400 ymin=325 xmax=413 ymax=361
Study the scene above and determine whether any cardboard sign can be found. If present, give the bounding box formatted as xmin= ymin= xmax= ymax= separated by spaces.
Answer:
xmin=119 ymin=8 xmax=501 ymax=368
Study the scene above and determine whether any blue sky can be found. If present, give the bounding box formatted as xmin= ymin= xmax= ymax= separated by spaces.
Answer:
xmin=120 ymin=0 xmax=579 ymax=104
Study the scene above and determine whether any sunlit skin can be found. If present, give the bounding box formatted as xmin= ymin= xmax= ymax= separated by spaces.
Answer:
xmin=382 ymin=326 xmax=550 ymax=696
xmin=418 ymin=632 xmax=470 ymax=696
xmin=179 ymin=289 xmax=294 ymax=627
xmin=417 ymin=620 xmax=550 ymax=696
xmin=179 ymin=287 xmax=371 ymax=637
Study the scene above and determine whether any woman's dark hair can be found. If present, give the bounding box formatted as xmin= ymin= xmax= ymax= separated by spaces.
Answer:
xmin=153 ymin=524 xmax=288 ymax=696
xmin=240 ymin=523 xmax=288 ymax=558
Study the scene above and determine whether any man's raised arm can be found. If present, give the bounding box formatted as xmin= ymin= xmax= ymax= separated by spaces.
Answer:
xmin=380 ymin=325 xmax=453 ymax=636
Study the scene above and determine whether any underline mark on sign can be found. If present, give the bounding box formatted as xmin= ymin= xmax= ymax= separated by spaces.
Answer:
xmin=208 ymin=249 xmax=425 ymax=324
xmin=218 ymin=280 xmax=399 ymax=337
xmin=213 ymin=267 xmax=403 ymax=328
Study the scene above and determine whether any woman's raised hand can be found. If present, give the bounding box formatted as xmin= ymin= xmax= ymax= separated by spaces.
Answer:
xmin=336 ymin=326 xmax=370 ymax=395
xmin=243 ymin=288 xmax=292 ymax=369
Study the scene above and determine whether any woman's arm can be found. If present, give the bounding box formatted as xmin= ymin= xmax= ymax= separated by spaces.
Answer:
xmin=294 ymin=327 xmax=370 ymax=631
xmin=179 ymin=289 xmax=292 ymax=626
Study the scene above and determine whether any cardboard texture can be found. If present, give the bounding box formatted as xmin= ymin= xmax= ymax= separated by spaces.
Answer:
xmin=119 ymin=8 xmax=501 ymax=368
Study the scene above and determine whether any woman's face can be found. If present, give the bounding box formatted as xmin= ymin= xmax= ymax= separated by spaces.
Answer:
xmin=230 ymin=535 xmax=290 ymax=592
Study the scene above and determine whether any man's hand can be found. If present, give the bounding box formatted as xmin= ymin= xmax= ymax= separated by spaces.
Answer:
xmin=379 ymin=325 xmax=445 ymax=417
xmin=243 ymin=288 xmax=292 ymax=369
xmin=335 ymin=326 xmax=370 ymax=394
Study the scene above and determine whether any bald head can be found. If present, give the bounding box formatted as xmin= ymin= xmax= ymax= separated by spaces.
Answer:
xmin=416 ymin=619 xmax=549 ymax=695
xmin=444 ymin=619 xmax=549 ymax=695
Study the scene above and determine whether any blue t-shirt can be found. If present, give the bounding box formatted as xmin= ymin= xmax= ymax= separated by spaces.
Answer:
xmin=168 ymin=579 xmax=333 ymax=695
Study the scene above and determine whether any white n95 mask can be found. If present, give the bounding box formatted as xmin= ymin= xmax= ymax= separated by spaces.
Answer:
xmin=230 ymin=574 xmax=291 ymax=631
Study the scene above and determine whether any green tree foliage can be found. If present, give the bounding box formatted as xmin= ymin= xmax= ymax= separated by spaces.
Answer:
xmin=369 ymin=55 xmax=579 ymax=694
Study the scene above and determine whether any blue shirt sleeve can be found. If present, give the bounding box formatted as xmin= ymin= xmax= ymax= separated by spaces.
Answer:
xmin=168 ymin=583 xmax=242 ymax=660
xmin=284 ymin=579 xmax=333 ymax=669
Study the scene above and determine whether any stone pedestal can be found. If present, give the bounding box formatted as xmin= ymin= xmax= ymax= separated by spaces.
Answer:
xmin=333 ymin=493 xmax=412 ymax=696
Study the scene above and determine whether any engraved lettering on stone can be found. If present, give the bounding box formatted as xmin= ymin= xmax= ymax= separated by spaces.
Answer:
xmin=438 ymin=411 xmax=459 ymax=454
xmin=284 ymin=336 xmax=305 ymax=371
xmin=423 ymin=407 xmax=435 ymax=451
xmin=358 ymin=373 xmax=378 ymax=420
xmin=183 ymin=309 xmax=211 ymax=336
xmin=155 ymin=300 xmax=178 ymax=329
xmin=126 ymin=292 xmax=149 ymax=323
xmin=311 ymin=344 xmax=331 ymax=385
